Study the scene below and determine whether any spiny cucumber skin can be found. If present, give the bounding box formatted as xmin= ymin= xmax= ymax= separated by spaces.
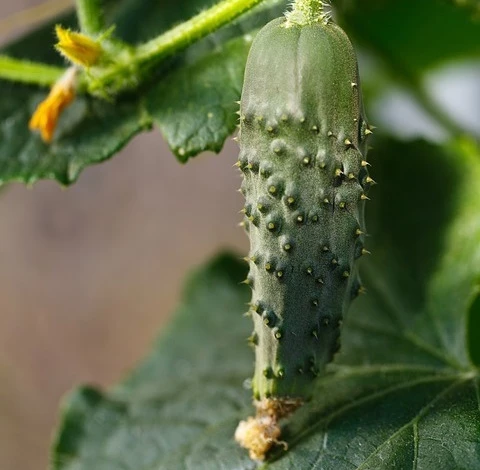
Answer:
xmin=238 ymin=17 xmax=371 ymax=401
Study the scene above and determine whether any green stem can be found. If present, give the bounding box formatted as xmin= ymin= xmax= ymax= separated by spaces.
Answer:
xmin=2 ymin=0 xmax=265 ymax=93
xmin=0 ymin=56 xmax=64 ymax=86
xmin=136 ymin=0 xmax=265 ymax=65
xmin=75 ymin=0 xmax=104 ymax=35
xmin=87 ymin=0 xmax=267 ymax=94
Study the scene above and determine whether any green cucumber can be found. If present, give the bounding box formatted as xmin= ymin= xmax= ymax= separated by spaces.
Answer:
xmin=235 ymin=1 xmax=373 ymax=460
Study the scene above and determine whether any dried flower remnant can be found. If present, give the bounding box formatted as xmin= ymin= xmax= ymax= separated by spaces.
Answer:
xmin=235 ymin=398 xmax=301 ymax=460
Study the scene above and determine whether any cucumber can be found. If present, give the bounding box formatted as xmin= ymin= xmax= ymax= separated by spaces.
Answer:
xmin=235 ymin=2 xmax=373 ymax=460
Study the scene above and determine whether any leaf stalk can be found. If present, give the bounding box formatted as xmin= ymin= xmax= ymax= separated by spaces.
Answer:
xmin=0 ymin=55 xmax=64 ymax=86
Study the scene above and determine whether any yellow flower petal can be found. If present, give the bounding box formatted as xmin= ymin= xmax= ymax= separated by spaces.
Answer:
xmin=55 ymin=25 xmax=102 ymax=67
xmin=29 ymin=67 xmax=77 ymax=143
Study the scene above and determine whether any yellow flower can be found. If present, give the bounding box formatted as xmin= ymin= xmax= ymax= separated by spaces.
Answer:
xmin=55 ymin=25 xmax=102 ymax=68
xmin=29 ymin=67 xmax=77 ymax=143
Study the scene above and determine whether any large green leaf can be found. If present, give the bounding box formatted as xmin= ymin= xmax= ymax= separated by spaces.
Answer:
xmin=51 ymin=137 xmax=480 ymax=469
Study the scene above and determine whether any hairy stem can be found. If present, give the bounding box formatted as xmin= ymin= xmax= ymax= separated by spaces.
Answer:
xmin=135 ymin=0 xmax=265 ymax=64
xmin=0 ymin=56 xmax=64 ymax=86
xmin=75 ymin=0 xmax=104 ymax=35
xmin=2 ymin=0 xmax=266 ymax=93
xmin=86 ymin=0 xmax=267 ymax=94
xmin=285 ymin=0 xmax=326 ymax=26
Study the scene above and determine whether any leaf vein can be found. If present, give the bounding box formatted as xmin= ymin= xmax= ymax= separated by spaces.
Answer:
xmin=356 ymin=378 xmax=469 ymax=470
xmin=289 ymin=374 xmax=459 ymax=451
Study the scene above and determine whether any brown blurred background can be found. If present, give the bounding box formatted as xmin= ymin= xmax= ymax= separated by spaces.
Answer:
xmin=0 ymin=3 xmax=247 ymax=469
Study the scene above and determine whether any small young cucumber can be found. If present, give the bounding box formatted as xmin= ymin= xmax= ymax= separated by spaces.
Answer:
xmin=235 ymin=7 xmax=373 ymax=459
xmin=237 ymin=12 xmax=372 ymax=404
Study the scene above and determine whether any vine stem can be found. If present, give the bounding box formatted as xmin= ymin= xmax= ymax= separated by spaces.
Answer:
xmin=0 ymin=0 xmax=266 ymax=92
xmin=135 ymin=0 xmax=265 ymax=64
xmin=75 ymin=0 xmax=104 ymax=35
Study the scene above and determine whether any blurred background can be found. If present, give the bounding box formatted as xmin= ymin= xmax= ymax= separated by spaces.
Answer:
xmin=0 ymin=1 xmax=479 ymax=470
xmin=0 ymin=133 xmax=247 ymax=470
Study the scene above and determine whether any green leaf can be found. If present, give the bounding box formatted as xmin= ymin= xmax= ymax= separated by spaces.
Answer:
xmin=0 ymin=80 xmax=151 ymax=185
xmin=146 ymin=1 xmax=286 ymax=162
xmin=0 ymin=0 xmax=286 ymax=184
xmin=145 ymin=36 xmax=249 ymax=162
xmin=0 ymin=4 xmax=150 ymax=186
xmin=51 ymin=137 xmax=480 ymax=469
xmin=51 ymin=253 xmax=254 ymax=470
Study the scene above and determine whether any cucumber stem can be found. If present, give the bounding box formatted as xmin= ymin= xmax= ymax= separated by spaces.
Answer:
xmin=285 ymin=0 xmax=328 ymax=26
